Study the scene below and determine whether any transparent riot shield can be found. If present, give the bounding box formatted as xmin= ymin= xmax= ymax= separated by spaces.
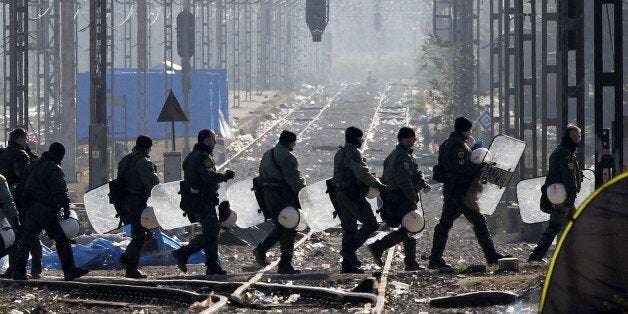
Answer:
xmin=225 ymin=177 xmax=265 ymax=228
xmin=367 ymin=196 xmax=383 ymax=223
xmin=465 ymin=135 xmax=527 ymax=215
xmin=299 ymin=179 xmax=339 ymax=232
xmin=83 ymin=183 xmax=120 ymax=234
xmin=517 ymin=169 xmax=595 ymax=223
xmin=147 ymin=181 xmax=188 ymax=230
xmin=148 ymin=181 xmax=229 ymax=230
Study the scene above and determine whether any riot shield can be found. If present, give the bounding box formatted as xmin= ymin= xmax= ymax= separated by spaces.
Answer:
xmin=464 ymin=135 xmax=526 ymax=215
xmin=367 ymin=196 xmax=383 ymax=223
xmin=148 ymin=181 xmax=229 ymax=230
xmin=299 ymin=179 xmax=339 ymax=232
xmin=225 ymin=177 xmax=265 ymax=228
xmin=147 ymin=181 xmax=188 ymax=230
xmin=517 ymin=169 xmax=595 ymax=224
xmin=83 ymin=183 xmax=120 ymax=234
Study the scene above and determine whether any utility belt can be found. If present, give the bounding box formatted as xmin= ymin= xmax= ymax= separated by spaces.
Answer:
xmin=179 ymin=181 xmax=219 ymax=214
xmin=261 ymin=180 xmax=289 ymax=190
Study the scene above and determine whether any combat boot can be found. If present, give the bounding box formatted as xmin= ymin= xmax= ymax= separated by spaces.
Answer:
xmin=367 ymin=243 xmax=384 ymax=267
xmin=11 ymin=271 xmax=28 ymax=281
xmin=341 ymin=232 xmax=362 ymax=268
xmin=30 ymin=270 xmax=41 ymax=279
xmin=403 ymin=236 xmax=422 ymax=271
xmin=125 ymin=268 xmax=147 ymax=279
xmin=404 ymin=260 xmax=425 ymax=271
xmin=252 ymin=247 xmax=270 ymax=266
xmin=341 ymin=249 xmax=362 ymax=268
xmin=206 ymin=266 xmax=227 ymax=275
xmin=341 ymin=260 xmax=364 ymax=274
xmin=476 ymin=230 xmax=511 ymax=265
xmin=528 ymin=232 xmax=555 ymax=262
xmin=427 ymin=257 xmax=451 ymax=270
xmin=64 ymin=268 xmax=89 ymax=281
xmin=277 ymin=264 xmax=301 ymax=275
xmin=528 ymin=251 xmax=544 ymax=262
xmin=171 ymin=249 xmax=188 ymax=273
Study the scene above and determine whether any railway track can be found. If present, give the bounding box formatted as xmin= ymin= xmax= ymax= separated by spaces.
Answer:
xmin=4 ymin=82 xmax=420 ymax=313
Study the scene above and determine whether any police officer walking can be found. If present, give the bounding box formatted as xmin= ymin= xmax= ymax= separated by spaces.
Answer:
xmin=428 ymin=117 xmax=509 ymax=269
xmin=0 ymin=128 xmax=42 ymax=279
xmin=333 ymin=126 xmax=386 ymax=273
xmin=172 ymin=129 xmax=235 ymax=275
xmin=528 ymin=124 xmax=582 ymax=262
xmin=117 ymin=135 xmax=160 ymax=278
xmin=367 ymin=127 xmax=428 ymax=271
xmin=12 ymin=142 xmax=89 ymax=281
xmin=252 ymin=130 xmax=306 ymax=274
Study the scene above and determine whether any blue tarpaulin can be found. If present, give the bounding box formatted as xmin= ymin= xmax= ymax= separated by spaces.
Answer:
xmin=38 ymin=228 xmax=213 ymax=270
xmin=77 ymin=68 xmax=229 ymax=140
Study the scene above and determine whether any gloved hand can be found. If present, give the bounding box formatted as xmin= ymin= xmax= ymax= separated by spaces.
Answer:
xmin=62 ymin=205 xmax=71 ymax=219
xmin=225 ymin=169 xmax=236 ymax=180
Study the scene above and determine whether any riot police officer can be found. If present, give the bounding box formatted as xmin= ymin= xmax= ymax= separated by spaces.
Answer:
xmin=333 ymin=126 xmax=386 ymax=273
xmin=252 ymin=130 xmax=306 ymax=274
xmin=172 ymin=129 xmax=235 ymax=275
xmin=367 ymin=127 xmax=428 ymax=271
xmin=0 ymin=128 xmax=42 ymax=279
xmin=12 ymin=142 xmax=88 ymax=281
xmin=428 ymin=117 xmax=508 ymax=269
xmin=116 ymin=135 xmax=160 ymax=278
xmin=528 ymin=124 xmax=582 ymax=262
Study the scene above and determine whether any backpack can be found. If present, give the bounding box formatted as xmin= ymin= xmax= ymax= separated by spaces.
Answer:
xmin=432 ymin=140 xmax=449 ymax=183
xmin=108 ymin=153 xmax=142 ymax=226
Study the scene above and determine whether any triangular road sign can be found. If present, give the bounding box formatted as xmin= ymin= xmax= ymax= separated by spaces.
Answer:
xmin=157 ymin=90 xmax=188 ymax=122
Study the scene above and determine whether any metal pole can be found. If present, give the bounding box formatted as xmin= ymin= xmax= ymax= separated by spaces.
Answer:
xmin=89 ymin=0 xmax=109 ymax=189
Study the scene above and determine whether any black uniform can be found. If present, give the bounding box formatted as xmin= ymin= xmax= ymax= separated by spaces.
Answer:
xmin=528 ymin=136 xmax=581 ymax=261
xmin=333 ymin=142 xmax=381 ymax=272
xmin=254 ymin=142 xmax=306 ymax=274
xmin=116 ymin=147 xmax=159 ymax=277
xmin=428 ymin=131 xmax=506 ymax=268
xmin=12 ymin=148 xmax=87 ymax=281
xmin=0 ymin=141 xmax=42 ymax=278
xmin=173 ymin=143 xmax=232 ymax=275
xmin=0 ymin=174 xmax=18 ymax=251
xmin=368 ymin=144 xmax=426 ymax=271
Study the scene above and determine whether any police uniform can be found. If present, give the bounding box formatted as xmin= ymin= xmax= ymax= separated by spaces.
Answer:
xmin=12 ymin=145 xmax=88 ymax=281
xmin=428 ymin=129 xmax=506 ymax=268
xmin=117 ymin=146 xmax=159 ymax=278
xmin=173 ymin=142 xmax=232 ymax=275
xmin=0 ymin=174 xmax=18 ymax=250
xmin=254 ymin=141 xmax=306 ymax=274
xmin=0 ymin=141 xmax=42 ymax=278
xmin=368 ymin=143 xmax=424 ymax=271
xmin=0 ymin=141 xmax=29 ymax=190
xmin=529 ymin=136 xmax=581 ymax=261
xmin=333 ymin=141 xmax=381 ymax=272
